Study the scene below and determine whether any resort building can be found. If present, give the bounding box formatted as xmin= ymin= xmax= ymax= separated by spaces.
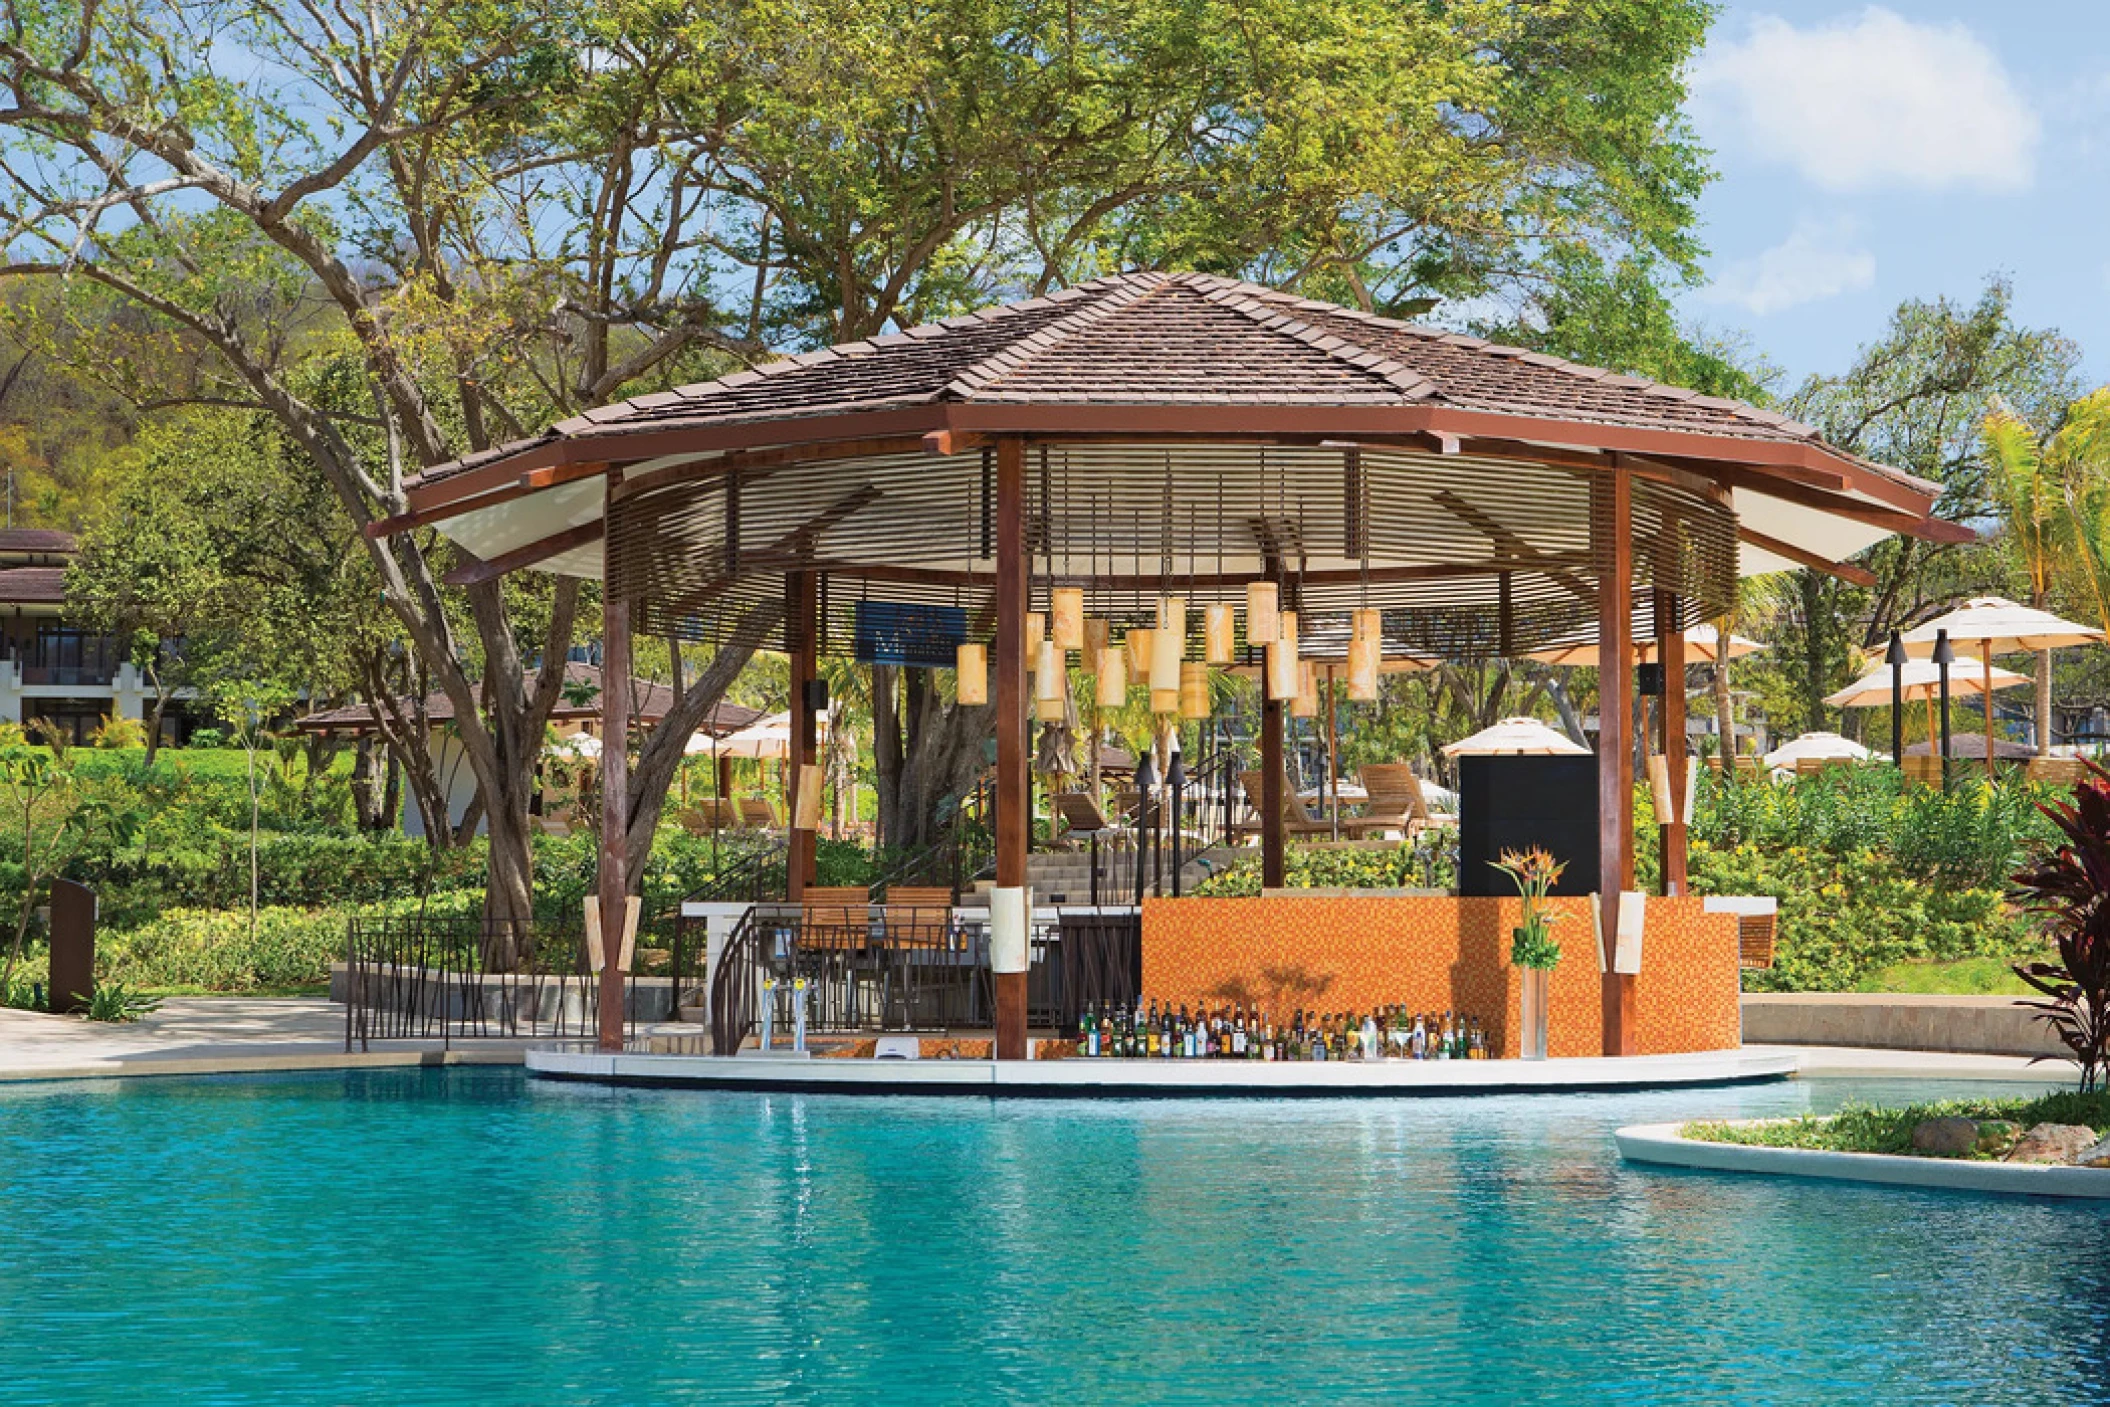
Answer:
xmin=0 ymin=528 xmax=186 ymax=742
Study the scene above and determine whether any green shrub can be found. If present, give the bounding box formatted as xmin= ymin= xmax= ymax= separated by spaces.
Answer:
xmin=1190 ymin=830 xmax=1457 ymax=896
xmin=1685 ymin=1091 xmax=2110 ymax=1156
xmin=1687 ymin=836 xmax=2042 ymax=993
xmin=95 ymin=907 xmax=352 ymax=991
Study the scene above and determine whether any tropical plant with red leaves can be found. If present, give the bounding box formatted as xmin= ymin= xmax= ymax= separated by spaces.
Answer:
xmin=2008 ymin=760 xmax=2110 ymax=1092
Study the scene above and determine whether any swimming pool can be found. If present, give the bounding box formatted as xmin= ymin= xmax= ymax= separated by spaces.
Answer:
xmin=1 ymin=1069 xmax=2104 ymax=1405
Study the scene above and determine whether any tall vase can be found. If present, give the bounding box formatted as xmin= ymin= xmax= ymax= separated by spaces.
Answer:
xmin=1519 ymin=964 xmax=1550 ymax=1061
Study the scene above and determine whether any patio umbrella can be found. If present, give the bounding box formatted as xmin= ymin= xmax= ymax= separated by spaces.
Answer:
xmin=1441 ymin=717 xmax=1590 ymax=757
xmin=1822 ymin=656 xmax=2028 ymax=709
xmin=1526 ymin=623 xmax=1768 ymax=668
xmin=1761 ymin=731 xmax=1872 ymax=771
xmin=1902 ymin=597 xmax=2106 ymax=774
xmin=547 ymin=731 xmax=602 ymax=759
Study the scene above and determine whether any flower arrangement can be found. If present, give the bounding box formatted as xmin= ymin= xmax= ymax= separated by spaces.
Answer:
xmin=1492 ymin=847 xmax=1567 ymax=970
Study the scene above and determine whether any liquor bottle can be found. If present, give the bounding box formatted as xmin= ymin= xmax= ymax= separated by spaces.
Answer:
xmin=1469 ymin=1016 xmax=1486 ymax=1060
xmin=1361 ymin=1010 xmax=1379 ymax=1062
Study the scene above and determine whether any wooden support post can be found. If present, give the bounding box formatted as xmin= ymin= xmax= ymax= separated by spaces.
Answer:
xmin=597 ymin=584 xmax=632 ymax=1053
xmin=1655 ymin=588 xmax=1688 ymax=896
xmin=1593 ymin=471 xmax=1636 ymax=1057
xmin=993 ymin=438 xmax=1029 ymax=1060
xmin=785 ymin=570 xmax=819 ymax=899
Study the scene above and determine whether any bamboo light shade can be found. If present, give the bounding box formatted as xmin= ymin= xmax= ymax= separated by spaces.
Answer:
xmin=1266 ymin=610 xmax=1299 ymax=698
xmin=1353 ymin=607 xmax=1381 ymax=644
xmin=1036 ymin=694 xmax=1066 ymax=721
xmin=1083 ymin=617 xmax=1110 ymax=667
xmin=1034 ymin=637 xmax=1063 ymax=701
xmin=1026 ymin=611 xmax=1044 ymax=644
xmin=955 ymin=643 xmax=988 ymax=706
xmin=1292 ymin=661 xmax=1318 ymax=718
xmin=1150 ymin=606 xmax=1184 ymax=691
xmin=793 ymin=763 xmax=824 ymax=831
xmin=1125 ymin=628 xmax=1155 ymax=677
xmin=1096 ymin=646 xmax=1127 ymax=706
xmin=1246 ymin=581 xmax=1279 ymax=643
xmin=1180 ymin=661 xmax=1210 ymax=719
xmin=1204 ymin=603 xmax=1235 ymax=664
xmin=1346 ymin=631 xmax=1379 ymax=701
xmin=1051 ymin=587 xmax=1084 ymax=651
xmin=1151 ymin=688 xmax=1179 ymax=714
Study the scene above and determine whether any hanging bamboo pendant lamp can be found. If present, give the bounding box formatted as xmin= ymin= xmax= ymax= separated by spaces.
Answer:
xmin=1352 ymin=607 xmax=1381 ymax=645
xmin=1346 ymin=632 xmax=1379 ymax=702
xmin=955 ymin=643 xmax=988 ymax=706
xmin=1036 ymin=693 xmax=1066 ymax=721
xmin=1247 ymin=581 xmax=1280 ymax=644
xmin=1096 ymin=644 xmax=1127 ymax=706
xmin=1179 ymin=661 xmax=1210 ymax=719
xmin=1125 ymin=627 xmax=1155 ymax=678
xmin=1292 ymin=661 xmax=1319 ymax=718
xmin=1151 ymin=687 xmax=1178 ymax=715
xmin=1034 ymin=637 xmax=1063 ymax=702
xmin=1266 ymin=609 xmax=1300 ymax=699
xmin=1150 ymin=599 xmax=1184 ymax=693
xmin=1026 ymin=611 xmax=1044 ymax=645
xmin=1084 ymin=617 xmax=1111 ymax=669
xmin=1204 ymin=603 xmax=1235 ymax=664
xmin=1051 ymin=587 xmax=1084 ymax=651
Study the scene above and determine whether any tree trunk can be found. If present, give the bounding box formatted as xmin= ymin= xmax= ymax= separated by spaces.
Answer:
xmin=872 ymin=663 xmax=900 ymax=851
xmin=351 ymin=736 xmax=383 ymax=829
xmin=1799 ymin=572 xmax=1831 ymax=733
xmin=874 ymin=667 xmax=993 ymax=853
xmin=1714 ymin=614 xmax=1736 ymax=761
xmin=2036 ymin=647 xmax=2053 ymax=755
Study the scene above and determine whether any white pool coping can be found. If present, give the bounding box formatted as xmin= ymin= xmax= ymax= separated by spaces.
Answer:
xmin=1616 ymin=1121 xmax=2110 ymax=1200
xmin=524 ymin=1045 xmax=1799 ymax=1096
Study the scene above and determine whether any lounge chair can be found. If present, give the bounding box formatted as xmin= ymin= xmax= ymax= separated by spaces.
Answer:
xmin=738 ymin=797 xmax=782 ymax=830
xmin=1355 ymin=763 xmax=1431 ymax=839
xmin=1237 ymin=770 xmax=1396 ymax=839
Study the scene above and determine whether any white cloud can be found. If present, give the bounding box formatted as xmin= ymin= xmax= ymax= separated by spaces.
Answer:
xmin=1690 ymin=7 xmax=2039 ymax=193
xmin=1701 ymin=217 xmax=1876 ymax=316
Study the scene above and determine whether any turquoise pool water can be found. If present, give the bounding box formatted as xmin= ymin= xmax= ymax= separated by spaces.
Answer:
xmin=0 ymin=1069 xmax=2105 ymax=1405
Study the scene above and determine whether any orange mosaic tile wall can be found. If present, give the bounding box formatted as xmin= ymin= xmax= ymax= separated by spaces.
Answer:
xmin=1139 ymin=895 xmax=1741 ymax=1058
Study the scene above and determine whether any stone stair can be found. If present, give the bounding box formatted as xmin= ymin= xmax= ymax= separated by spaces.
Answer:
xmin=970 ymin=845 xmax=1238 ymax=904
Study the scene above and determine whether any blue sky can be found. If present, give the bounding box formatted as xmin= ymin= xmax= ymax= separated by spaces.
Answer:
xmin=1675 ymin=1 xmax=2110 ymax=387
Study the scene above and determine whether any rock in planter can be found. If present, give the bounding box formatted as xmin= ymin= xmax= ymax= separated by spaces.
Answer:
xmin=2078 ymin=1136 xmax=2110 ymax=1169
xmin=1975 ymin=1120 xmax=2023 ymax=1156
xmin=1912 ymin=1117 xmax=1982 ymax=1157
xmin=2005 ymin=1123 xmax=2100 ymax=1165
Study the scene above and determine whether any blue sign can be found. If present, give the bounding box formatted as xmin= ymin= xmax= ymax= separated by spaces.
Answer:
xmin=853 ymin=600 xmax=967 ymax=668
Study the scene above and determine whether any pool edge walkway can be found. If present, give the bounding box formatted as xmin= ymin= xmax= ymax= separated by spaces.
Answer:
xmin=0 ymin=999 xmax=2080 ymax=1087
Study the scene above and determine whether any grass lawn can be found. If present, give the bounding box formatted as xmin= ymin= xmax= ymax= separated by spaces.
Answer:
xmin=1852 ymin=955 xmax=2040 ymax=996
xmin=1685 ymin=1091 xmax=2110 ymax=1159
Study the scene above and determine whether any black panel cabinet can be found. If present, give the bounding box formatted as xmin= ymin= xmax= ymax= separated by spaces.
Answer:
xmin=1455 ymin=754 xmax=1600 ymax=897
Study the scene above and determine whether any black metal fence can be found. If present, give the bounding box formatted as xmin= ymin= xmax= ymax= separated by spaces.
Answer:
xmin=343 ymin=916 xmax=639 ymax=1050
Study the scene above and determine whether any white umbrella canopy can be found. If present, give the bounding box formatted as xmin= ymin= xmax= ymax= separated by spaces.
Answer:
xmin=546 ymin=730 xmax=602 ymax=759
xmin=1762 ymin=731 xmax=1873 ymax=769
xmin=707 ymin=708 xmax=832 ymax=760
xmin=1526 ymin=623 xmax=1767 ymax=668
xmin=1441 ymin=716 xmax=1590 ymax=757
xmin=1823 ymin=655 xmax=2029 ymax=709
xmin=1901 ymin=597 xmax=2105 ymax=656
